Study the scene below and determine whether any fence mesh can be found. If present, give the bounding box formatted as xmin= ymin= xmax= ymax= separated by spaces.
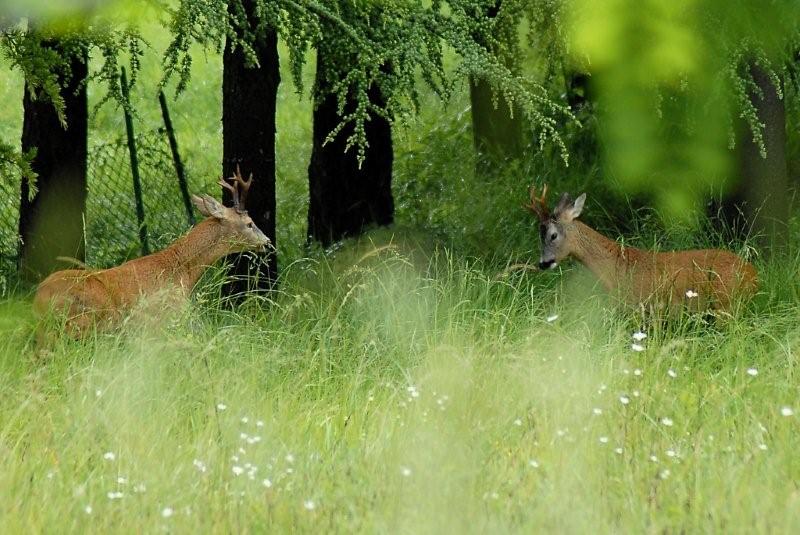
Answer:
xmin=0 ymin=177 xmax=20 ymax=277
xmin=0 ymin=126 xmax=208 ymax=279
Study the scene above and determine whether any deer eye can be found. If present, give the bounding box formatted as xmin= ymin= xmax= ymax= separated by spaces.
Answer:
xmin=550 ymin=232 xmax=558 ymax=241
xmin=247 ymin=222 xmax=254 ymax=229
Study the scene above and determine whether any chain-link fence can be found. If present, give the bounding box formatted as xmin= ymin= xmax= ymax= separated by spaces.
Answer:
xmin=0 ymin=177 xmax=20 ymax=277
xmin=85 ymin=127 xmax=199 ymax=267
xmin=0 ymin=125 xmax=211 ymax=280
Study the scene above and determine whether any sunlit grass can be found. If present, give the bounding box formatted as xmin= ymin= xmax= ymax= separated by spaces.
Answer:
xmin=2 ymin=231 xmax=800 ymax=532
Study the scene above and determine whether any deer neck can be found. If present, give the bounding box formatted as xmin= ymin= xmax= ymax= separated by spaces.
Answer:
xmin=568 ymin=221 xmax=626 ymax=291
xmin=158 ymin=218 xmax=235 ymax=289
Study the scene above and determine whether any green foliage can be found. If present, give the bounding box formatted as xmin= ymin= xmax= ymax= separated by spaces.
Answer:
xmin=568 ymin=0 xmax=800 ymax=219
xmin=0 ymin=141 xmax=35 ymax=190
xmin=162 ymin=0 xmax=575 ymax=165
xmin=0 ymin=11 xmax=147 ymax=189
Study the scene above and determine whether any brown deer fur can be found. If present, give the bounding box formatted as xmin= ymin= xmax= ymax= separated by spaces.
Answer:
xmin=33 ymin=173 xmax=270 ymax=339
xmin=528 ymin=185 xmax=758 ymax=313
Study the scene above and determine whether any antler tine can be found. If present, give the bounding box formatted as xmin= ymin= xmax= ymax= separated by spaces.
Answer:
xmin=231 ymin=165 xmax=253 ymax=208
xmin=219 ymin=176 xmax=240 ymax=210
xmin=524 ymin=183 xmax=549 ymax=219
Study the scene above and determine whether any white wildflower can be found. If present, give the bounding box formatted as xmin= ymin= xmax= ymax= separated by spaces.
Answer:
xmin=781 ymin=406 xmax=794 ymax=417
xmin=631 ymin=343 xmax=645 ymax=352
xmin=193 ymin=459 xmax=207 ymax=473
xmin=401 ymin=466 xmax=412 ymax=477
xmin=632 ymin=331 xmax=647 ymax=341
xmin=256 ymin=420 xmax=264 ymax=427
xmin=304 ymin=500 xmax=316 ymax=511
xmin=614 ymin=447 xmax=623 ymax=455
xmin=513 ymin=418 xmax=522 ymax=426
xmin=746 ymin=368 xmax=758 ymax=376
xmin=758 ymin=444 xmax=768 ymax=451
xmin=107 ymin=491 xmax=124 ymax=500
xmin=241 ymin=417 xmax=249 ymax=424
xmin=546 ymin=314 xmax=559 ymax=323
xmin=661 ymin=417 xmax=674 ymax=427
xmin=84 ymin=505 xmax=93 ymax=514
xmin=528 ymin=460 xmax=540 ymax=468
xmin=161 ymin=507 xmax=174 ymax=518
xmin=262 ymin=478 xmax=272 ymax=488
xmin=599 ymin=436 xmax=609 ymax=444
xmin=667 ymin=369 xmax=678 ymax=378
xmin=232 ymin=466 xmax=244 ymax=476
xmin=685 ymin=289 xmax=698 ymax=298
xmin=216 ymin=403 xmax=227 ymax=411
xmin=103 ymin=452 xmax=116 ymax=461
xmin=659 ymin=469 xmax=671 ymax=480
xmin=592 ymin=408 xmax=602 ymax=415
xmin=633 ymin=369 xmax=642 ymax=376
xmin=619 ymin=395 xmax=630 ymax=405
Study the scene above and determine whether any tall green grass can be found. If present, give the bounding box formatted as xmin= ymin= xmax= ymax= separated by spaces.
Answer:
xmin=2 ymin=234 xmax=800 ymax=533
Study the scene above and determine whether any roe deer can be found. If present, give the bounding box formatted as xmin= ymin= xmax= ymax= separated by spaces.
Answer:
xmin=525 ymin=185 xmax=758 ymax=314
xmin=33 ymin=170 xmax=271 ymax=339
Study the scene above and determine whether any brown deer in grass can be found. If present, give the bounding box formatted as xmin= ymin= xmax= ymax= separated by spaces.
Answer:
xmin=33 ymin=170 xmax=271 ymax=339
xmin=525 ymin=185 xmax=758 ymax=314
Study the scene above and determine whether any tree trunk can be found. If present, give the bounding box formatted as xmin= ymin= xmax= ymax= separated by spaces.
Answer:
xmin=469 ymin=1 xmax=523 ymax=170
xmin=18 ymin=39 xmax=88 ymax=283
xmin=221 ymin=0 xmax=279 ymax=296
xmin=307 ymin=51 xmax=394 ymax=247
xmin=718 ymin=64 xmax=789 ymax=252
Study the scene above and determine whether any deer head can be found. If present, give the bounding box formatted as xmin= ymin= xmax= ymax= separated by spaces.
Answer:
xmin=526 ymin=184 xmax=586 ymax=269
xmin=191 ymin=169 xmax=271 ymax=253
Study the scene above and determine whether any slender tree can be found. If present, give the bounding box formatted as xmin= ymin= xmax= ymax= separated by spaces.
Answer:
xmin=220 ymin=0 xmax=279 ymax=295
xmin=467 ymin=1 xmax=523 ymax=166
xmin=307 ymin=46 xmax=393 ymax=246
xmin=17 ymin=37 xmax=88 ymax=283
xmin=2 ymin=15 xmax=145 ymax=281
xmin=718 ymin=64 xmax=790 ymax=249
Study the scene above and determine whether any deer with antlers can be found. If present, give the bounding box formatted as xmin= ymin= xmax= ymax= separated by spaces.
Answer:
xmin=33 ymin=170 xmax=271 ymax=339
xmin=525 ymin=185 xmax=758 ymax=314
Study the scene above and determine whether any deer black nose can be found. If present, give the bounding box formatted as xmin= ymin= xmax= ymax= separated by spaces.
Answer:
xmin=539 ymin=259 xmax=555 ymax=270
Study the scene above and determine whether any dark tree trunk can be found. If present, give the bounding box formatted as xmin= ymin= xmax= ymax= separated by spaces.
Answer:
xmin=307 ymin=50 xmax=394 ymax=247
xmin=18 ymin=39 xmax=88 ymax=283
xmin=221 ymin=0 xmax=279 ymax=296
xmin=716 ymin=64 xmax=789 ymax=252
xmin=469 ymin=1 xmax=523 ymax=169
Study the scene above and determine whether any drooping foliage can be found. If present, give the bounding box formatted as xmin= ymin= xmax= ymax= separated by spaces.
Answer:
xmin=0 ymin=15 xmax=146 ymax=187
xmin=568 ymin=0 xmax=800 ymax=219
xmin=162 ymin=0 xmax=576 ymax=165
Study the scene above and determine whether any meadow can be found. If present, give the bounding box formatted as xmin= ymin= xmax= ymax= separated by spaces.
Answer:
xmin=1 ymin=26 xmax=800 ymax=534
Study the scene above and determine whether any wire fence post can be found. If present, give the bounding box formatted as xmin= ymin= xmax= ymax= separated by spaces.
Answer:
xmin=159 ymin=90 xmax=195 ymax=226
xmin=120 ymin=67 xmax=150 ymax=256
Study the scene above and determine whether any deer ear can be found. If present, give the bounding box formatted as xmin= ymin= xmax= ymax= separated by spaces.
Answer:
xmin=559 ymin=193 xmax=586 ymax=222
xmin=192 ymin=194 xmax=226 ymax=220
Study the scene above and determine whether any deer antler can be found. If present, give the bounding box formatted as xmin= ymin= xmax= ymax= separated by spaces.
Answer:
xmin=524 ymin=183 xmax=549 ymax=220
xmin=218 ymin=177 xmax=240 ymax=211
xmin=232 ymin=165 xmax=252 ymax=208
xmin=219 ymin=165 xmax=254 ymax=213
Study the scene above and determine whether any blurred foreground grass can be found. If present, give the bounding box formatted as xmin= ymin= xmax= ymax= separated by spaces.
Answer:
xmin=1 ymin=232 xmax=800 ymax=532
